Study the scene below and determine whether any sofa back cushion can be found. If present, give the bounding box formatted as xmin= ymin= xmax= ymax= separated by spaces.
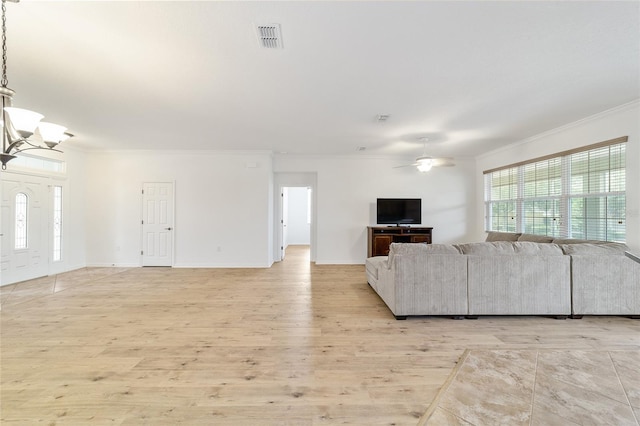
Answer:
xmin=560 ymin=242 xmax=628 ymax=256
xmin=551 ymin=238 xmax=605 ymax=244
xmin=518 ymin=233 xmax=554 ymax=243
xmin=387 ymin=243 xmax=461 ymax=265
xmin=456 ymin=241 xmax=564 ymax=256
xmin=485 ymin=231 xmax=521 ymax=242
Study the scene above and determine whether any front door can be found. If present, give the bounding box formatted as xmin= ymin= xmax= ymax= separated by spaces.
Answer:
xmin=1 ymin=175 xmax=49 ymax=285
xmin=141 ymin=182 xmax=174 ymax=267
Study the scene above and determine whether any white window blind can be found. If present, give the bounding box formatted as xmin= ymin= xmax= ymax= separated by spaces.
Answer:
xmin=484 ymin=137 xmax=627 ymax=242
xmin=485 ymin=167 xmax=518 ymax=232
xmin=521 ymin=157 xmax=563 ymax=237
xmin=568 ymin=143 xmax=625 ymax=241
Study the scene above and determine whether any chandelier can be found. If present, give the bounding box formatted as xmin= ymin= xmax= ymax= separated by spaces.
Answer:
xmin=1 ymin=0 xmax=72 ymax=170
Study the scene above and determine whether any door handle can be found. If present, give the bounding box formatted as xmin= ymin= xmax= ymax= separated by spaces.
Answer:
xmin=165 ymin=227 xmax=172 ymax=231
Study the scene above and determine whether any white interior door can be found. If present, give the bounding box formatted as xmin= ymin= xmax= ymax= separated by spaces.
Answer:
xmin=142 ymin=182 xmax=174 ymax=267
xmin=1 ymin=176 xmax=49 ymax=285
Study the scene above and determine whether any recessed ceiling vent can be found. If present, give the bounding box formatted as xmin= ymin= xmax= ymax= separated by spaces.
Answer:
xmin=256 ymin=24 xmax=283 ymax=49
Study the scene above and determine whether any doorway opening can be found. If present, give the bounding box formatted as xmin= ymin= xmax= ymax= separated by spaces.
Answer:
xmin=273 ymin=172 xmax=317 ymax=264
xmin=281 ymin=186 xmax=311 ymax=262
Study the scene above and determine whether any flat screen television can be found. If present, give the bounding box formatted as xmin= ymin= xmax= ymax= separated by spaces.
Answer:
xmin=376 ymin=198 xmax=422 ymax=225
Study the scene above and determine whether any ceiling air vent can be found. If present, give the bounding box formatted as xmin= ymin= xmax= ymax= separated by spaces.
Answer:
xmin=256 ymin=24 xmax=283 ymax=49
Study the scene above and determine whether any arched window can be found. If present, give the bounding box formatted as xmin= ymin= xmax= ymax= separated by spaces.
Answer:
xmin=15 ymin=193 xmax=28 ymax=249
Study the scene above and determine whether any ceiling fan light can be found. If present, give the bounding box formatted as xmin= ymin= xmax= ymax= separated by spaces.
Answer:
xmin=4 ymin=107 xmax=44 ymax=138
xmin=416 ymin=158 xmax=433 ymax=172
xmin=37 ymin=122 xmax=68 ymax=145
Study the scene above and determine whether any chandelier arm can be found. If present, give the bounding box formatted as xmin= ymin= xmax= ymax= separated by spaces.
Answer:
xmin=2 ymin=137 xmax=25 ymax=154
xmin=10 ymin=145 xmax=63 ymax=155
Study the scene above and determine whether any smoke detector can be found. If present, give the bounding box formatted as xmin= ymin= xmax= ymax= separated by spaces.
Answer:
xmin=256 ymin=24 xmax=283 ymax=49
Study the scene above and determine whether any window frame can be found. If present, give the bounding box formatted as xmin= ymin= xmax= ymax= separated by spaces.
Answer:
xmin=484 ymin=136 xmax=627 ymax=242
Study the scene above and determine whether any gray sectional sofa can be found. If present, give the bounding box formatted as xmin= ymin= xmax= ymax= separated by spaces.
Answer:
xmin=365 ymin=232 xmax=640 ymax=319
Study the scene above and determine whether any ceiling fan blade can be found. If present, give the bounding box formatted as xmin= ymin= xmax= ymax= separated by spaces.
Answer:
xmin=432 ymin=158 xmax=455 ymax=167
xmin=392 ymin=156 xmax=455 ymax=171
xmin=392 ymin=163 xmax=418 ymax=169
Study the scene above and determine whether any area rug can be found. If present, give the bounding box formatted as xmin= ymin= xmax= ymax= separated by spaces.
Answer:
xmin=418 ymin=349 xmax=640 ymax=425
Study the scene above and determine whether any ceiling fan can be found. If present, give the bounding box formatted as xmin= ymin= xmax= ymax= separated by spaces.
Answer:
xmin=393 ymin=138 xmax=455 ymax=172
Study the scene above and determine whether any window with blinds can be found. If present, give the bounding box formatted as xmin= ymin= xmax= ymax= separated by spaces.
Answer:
xmin=488 ymin=167 xmax=518 ymax=232
xmin=520 ymin=157 xmax=563 ymax=237
xmin=484 ymin=137 xmax=627 ymax=242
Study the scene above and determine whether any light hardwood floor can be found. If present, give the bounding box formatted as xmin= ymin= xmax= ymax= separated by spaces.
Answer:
xmin=2 ymin=246 xmax=639 ymax=425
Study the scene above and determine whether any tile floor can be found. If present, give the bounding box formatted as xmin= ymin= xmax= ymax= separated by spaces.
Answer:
xmin=421 ymin=349 xmax=640 ymax=425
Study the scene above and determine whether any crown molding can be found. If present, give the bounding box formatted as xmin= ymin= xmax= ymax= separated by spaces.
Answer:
xmin=93 ymin=149 xmax=274 ymax=157
xmin=477 ymin=99 xmax=640 ymax=160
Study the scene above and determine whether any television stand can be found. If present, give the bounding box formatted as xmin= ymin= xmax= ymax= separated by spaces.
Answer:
xmin=367 ymin=226 xmax=433 ymax=257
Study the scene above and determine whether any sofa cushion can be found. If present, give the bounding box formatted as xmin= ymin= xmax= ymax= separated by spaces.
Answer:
xmin=518 ymin=233 xmax=554 ymax=243
xmin=387 ymin=243 xmax=461 ymax=266
xmin=365 ymin=256 xmax=388 ymax=281
xmin=569 ymin=251 xmax=639 ymax=315
xmin=457 ymin=241 xmax=564 ymax=256
xmin=485 ymin=231 xmax=521 ymax=242
xmin=466 ymin=253 xmax=571 ymax=315
xmin=560 ymin=242 xmax=628 ymax=256
xmin=551 ymin=238 xmax=604 ymax=244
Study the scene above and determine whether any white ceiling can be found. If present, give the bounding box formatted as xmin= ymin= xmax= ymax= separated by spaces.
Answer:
xmin=6 ymin=1 xmax=640 ymax=159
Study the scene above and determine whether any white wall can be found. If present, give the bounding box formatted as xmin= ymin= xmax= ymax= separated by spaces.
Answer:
xmin=56 ymin=147 xmax=88 ymax=273
xmin=475 ymin=101 xmax=640 ymax=252
xmin=4 ymin=103 xmax=636 ymax=279
xmin=274 ymin=155 xmax=477 ymax=264
xmin=285 ymin=187 xmax=310 ymax=245
xmin=84 ymin=151 xmax=273 ymax=267
xmin=63 ymin=101 xmax=640 ymax=271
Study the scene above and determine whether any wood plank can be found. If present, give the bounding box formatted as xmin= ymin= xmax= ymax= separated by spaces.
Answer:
xmin=2 ymin=246 xmax=640 ymax=425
